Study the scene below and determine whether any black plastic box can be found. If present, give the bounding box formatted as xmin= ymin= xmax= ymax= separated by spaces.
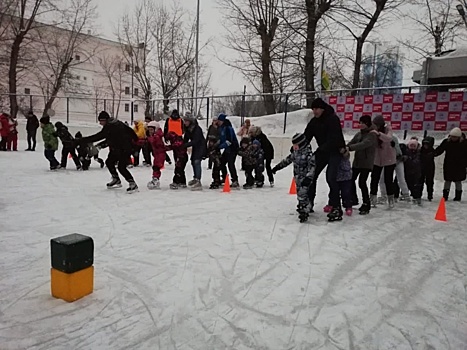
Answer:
xmin=51 ymin=234 xmax=94 ymax=273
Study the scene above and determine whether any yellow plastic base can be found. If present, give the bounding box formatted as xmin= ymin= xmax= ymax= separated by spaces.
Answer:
xmin=51 ymin=266 xmax=94 ymax=302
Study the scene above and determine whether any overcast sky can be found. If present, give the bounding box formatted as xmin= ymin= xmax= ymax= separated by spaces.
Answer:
xmin=94 ymin=0 xmax=442 ymax=96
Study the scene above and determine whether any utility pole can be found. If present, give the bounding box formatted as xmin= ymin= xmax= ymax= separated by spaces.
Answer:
xmin=193 ymin=0 xmax=200 ymax=118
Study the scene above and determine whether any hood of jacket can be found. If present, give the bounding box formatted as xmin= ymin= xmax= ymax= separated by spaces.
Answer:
xmin=422 ymin=136 xmax=435 ymax=148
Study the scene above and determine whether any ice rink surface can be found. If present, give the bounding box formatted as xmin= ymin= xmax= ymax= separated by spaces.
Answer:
xmin=1 ymin=147 xmax=466 ymax=350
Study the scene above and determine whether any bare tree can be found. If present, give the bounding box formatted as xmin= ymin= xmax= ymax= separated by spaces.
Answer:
xmin=7 ymin=0 xmax=55 ymax=118
xmin=31 ymin=0 xmax=97 ymax=117
xmin=400 ymin=0 xmax=464 ymax=62
xmin=98 ymin=54 xmax=125 ymax=118
xmin=177 ymin=62 xmax=212 ymax=118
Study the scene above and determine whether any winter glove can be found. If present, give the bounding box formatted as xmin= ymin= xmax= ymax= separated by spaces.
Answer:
xmin=226 ymin=140 xmax=232 ymax=147
xmin=301 ymin=177 xmax=312 ymax=187
xmin=271 ymin=166 xmax=278 ymax=174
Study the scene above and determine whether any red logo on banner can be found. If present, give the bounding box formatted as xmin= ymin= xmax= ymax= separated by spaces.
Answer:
xmin=460 ymin=122 xmax=467 ymax=131
xmin=383 ymin=94 xmax=393 ymax=103
xmin=435 ymin=122 xmax=447 ymax=131
xmin=382 ymin=112 xmax=391 ymax=121
xmin=352 ymin=121 xmax=360 ymax=129
xmin=346 ymin=96 xmax=355 ymax=104
xmin=329 ymin=96 xmax=338 ymax=104
xmin=402 ymin=113 xmax=412 ymax=121
xmin=391 ymin=121 xmax=401 ymax=130
xmin=437 ymin=103 xmax=449 ymax=112
xmin=462 ymin=102 xmax=467 ymax=111
xmin=412 ymin=122 xmax=423 ymax=130
xmin=337 ymin=104 xmax=345 ymax=112
xmin=373 ymin=104 xmax=382 ymax=113
xmin=424 ymin=112 xmax=435 ymax=121
xmin=364 ymin=95 xmax=373 ymax=104
xmin=414 ymin=103 xmax=425 ymax=112
xmin=448 ymin=112 xmax=461 ymax=121
xmin=344 ymin=113 xmax=353 ymax=121
xmin=392 ymin=103 xmax=403 ymax=112
xmin=450 ymin=92 xmax=463 ymax=101
xmin=426 ymin=92 xmax=438 ymax=102
xmin=403 ymin=94 xmax=414 ymax=102
xmin=354 ymin=104 xmax=363 ymax=112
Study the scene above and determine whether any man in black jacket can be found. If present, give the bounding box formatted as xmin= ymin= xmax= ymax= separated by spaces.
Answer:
xmin=25 ymin=110 xmax=39 ymax=151
xmin=304 ymin=98 xmax=346 ymax=212
xmin=78 ymin=111 xmax=139 ymax=193
xmin=183 ymin=115 xmax=206 ymax=190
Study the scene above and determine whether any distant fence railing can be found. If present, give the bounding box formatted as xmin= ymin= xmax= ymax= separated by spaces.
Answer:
xmin=2 ymin=83 xmax=466 ymax=138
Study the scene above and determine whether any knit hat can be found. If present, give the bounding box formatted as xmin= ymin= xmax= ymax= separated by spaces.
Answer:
xmin=292 ymin=133 xmax=307 ymax=148
xmin=184 ymin=114 xmax=196 ymax=123
xmin=171 ymin=109 xmax=180 ymax=119
xmin=359 ymin=115 xmax=372 ymax=128
xmin=449 ymin=127 xmax=462 ymax=137
xmin=212 ymin=115 xmax=218 ymax=121
xmin=75 ymin=131 xmax=82 ymax=139
xmin=240 ymin=136 xmax=251 ymax=145
xmin=218 ymin=113 xmax=227 ymax=122
xmin=39 ymin=116 xmax=50 ymax=124
xmin=55 ymin=121 xmax=64 ymax=129
xmin=252 ymin=140 xmax=261 ymax=147
xmin=372 ymin=115 xmax=385 ymax=128
xmin=310 ymin=97 xmax=327 ymax=110
xmin=407 ymin=139 xmax=418 ymax=150
xmin=147 ymin=121 xmax=160 ymax=129
xmin=98 ymin=111 xmax=110 ymax=121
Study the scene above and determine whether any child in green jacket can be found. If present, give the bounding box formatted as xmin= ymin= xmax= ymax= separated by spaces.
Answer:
xmin=40 ymin=116 xmax=60 ymax=170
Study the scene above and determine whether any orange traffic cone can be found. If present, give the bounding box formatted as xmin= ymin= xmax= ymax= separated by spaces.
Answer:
xmin=289 ymin=178 xmax=297 ymax=195
xmin=223 ymin=174 xmax=231 ymax=193
xmin=435 ymin=197 xmax=447 ymax=222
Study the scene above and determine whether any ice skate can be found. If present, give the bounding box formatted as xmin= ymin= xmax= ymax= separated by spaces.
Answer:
xmin=179 ymin=183 xmax=187 ymax=188
xmin=231 ymin=181 xmax=240 ymax=189
xmin=188 ymin=179 xmax=197 ymax=187
xmin=358 ymin=203 xmax=370 ymax=215
xmin=127 ymin=181 xmax=139 ymax=194
xmin=243 ymin=183 xmax=253 ymax=189
xmin=453 ymin=190 xmax=462 ymax=202
xmin=345 ymin=208 xmax=353 ymax=216
xmin=370 ymin=194 xmax=378 ymax=208
xmin=190 ymin=179 xmax=203 ymax=191
xmin=255 ymin=182 xmax=264 ymax=188
xmin=209 ymin=182 xmax=220 ymax=189
xmin=327 ymin=208 xmax=343 ymax=222
xmin=298 ymin=212 xmax=309 ymax=223
xmin=270 ymin=181 xmax=274 ymax=187
xmin=147 ymin=177 xmax=160 ymax=190
xmin=323 ymin=205 xmax=333 ymax=213
xmin=388 ymin=195 xmax=395 ymax=209
xmin=399 ymin=194 xmax=411 ymax=202
xmin=107 ymin=176 xmax=122 ymax=189
xmin=169 ymin=183 xmax=179 ymax=190
xmin=376 ymin=196 xmax=387 ymax=205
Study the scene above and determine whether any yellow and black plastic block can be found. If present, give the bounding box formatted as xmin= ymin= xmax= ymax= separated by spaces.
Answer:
xmin=51 ymin=266 xmax=94 ymax=302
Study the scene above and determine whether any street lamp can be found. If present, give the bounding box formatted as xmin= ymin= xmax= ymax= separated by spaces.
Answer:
xmin=193 ymin=0 xmax=200 ymax=117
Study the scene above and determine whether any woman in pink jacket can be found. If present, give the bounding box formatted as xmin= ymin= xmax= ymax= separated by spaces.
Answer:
xmin=369 ymin=115 xmax=397 ymax=208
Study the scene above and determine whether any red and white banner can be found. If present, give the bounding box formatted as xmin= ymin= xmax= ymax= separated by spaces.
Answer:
xmin=324 ymin=91 xmax=467 ymax=131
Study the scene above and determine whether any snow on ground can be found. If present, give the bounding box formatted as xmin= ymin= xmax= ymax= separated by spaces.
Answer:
xmin=1 ymin=142 xmax=467 ymax=350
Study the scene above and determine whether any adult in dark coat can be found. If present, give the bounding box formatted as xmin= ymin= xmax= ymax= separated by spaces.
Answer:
xmin=206 ymin=116 xmax=221 ymax=170
xmin=304 ymin=97 xmax=346 ymax=212
xmin=249 ymin=126 xmax=275 ymax=186
xmin=25 ymin=110 xmax=39 ymax=151
xmin=434 ymin=127 xmax=467 ymax=201
xmin=420 ymin=136 xmax=435 ymax=201
xmin=183 ymin=115 xmax=207 ymax=188
xmin=346 ymin=115 xmax=377 ymax=213
xmin=78 ymin=111 xmax=139 ymax=192
xmin=218 ymin=113 xmax=240 ymax=186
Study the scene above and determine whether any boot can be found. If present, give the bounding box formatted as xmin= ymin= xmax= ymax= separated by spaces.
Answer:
xmin=370 ymin=194 xmax=378 ymax=208
xmin=147 ymin=177 xmax=160 ymax=190
xmin=359 ymin=203 xmax=370 ymax=215
xmin=190 ymin=179 xmax=203 ymax=191
xmin=427 ymin=192 xmax=433 ymax=201
xmin=388 ymin=195 xmax=395 ymax=209
xmin=107 ymin=176 xmax=122 ymax=189
xmin=453 ymin=190 xmax=462 ymax=202
xmin=443 ymin=189 xmax=449 ymax=201
xmin=327 ymin=208 xmax=343 ymax=222
xmin=126 ymin=181 xmax=139 ymax=194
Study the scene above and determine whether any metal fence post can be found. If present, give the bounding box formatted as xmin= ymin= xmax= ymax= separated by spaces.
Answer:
xmin=104 ymin=99 xmax=106 ymax=111
xmin=283 ymin=94 xmax=289 ymax=134
xmin=177 ymin=98 xmax=180 ymax=111
xmin=29 ymin=95 xmax=33 ymax=110
xmin=241 ymin=85 xmax=246 ymax=125
xmin=66 ymin=97 xmax=69 ymax=124
xmin=95 ymin=99 xmax=98 ymax=123
xmin=152 ymin=100 xmax=155 ymax=118
xmin=403 ymin=130 xmax=408 ymax=140
xmin=206 ymin=97 xmax=210 ymax=129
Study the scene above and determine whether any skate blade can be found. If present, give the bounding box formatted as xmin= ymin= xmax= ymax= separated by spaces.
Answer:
xmin=107 ymin=184 xmax=123 ymax=189
xmin=190 ymin=187 xmax=203 ymax=191
xmin=127 ymin=188 xmax=139 ymax=194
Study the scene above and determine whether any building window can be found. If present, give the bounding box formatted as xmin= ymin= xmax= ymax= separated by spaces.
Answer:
xmin=24 ymin=88 xmax=31 ymax=95
xmin=134 ymin=104 xmax=138 ymax=113
xmin=125 ymin=64 xmax=131 ymax=72
xmin=124 ymin=104 xmax=129 ymax=112
xmin=135 ymin=66 xmax=140 ymax=73
xmin=75 ymin=55 xmax=81 ymax=61
xmin=134 ymin=88 xmax=139 ymax=96
xmin=83 ymin=76 xmax=87 ymax=81
xmin=124 ymin=86 xmax=130 ymax=95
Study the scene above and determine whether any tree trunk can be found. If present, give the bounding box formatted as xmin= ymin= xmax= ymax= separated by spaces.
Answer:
xmin=144 ymin=86 xmax=151 ymax=117
xmin=259 ymin=22 xmax=276 ymax=115
xmin=351 ymin=39 xmax=365 ymax=95
xmin=42 ymin=59 xmax=71 ymax=117
xmin=304 ymin=21 xmax=317 ymax=107
xmin=9 ymin=38 xmax=22 ymax=118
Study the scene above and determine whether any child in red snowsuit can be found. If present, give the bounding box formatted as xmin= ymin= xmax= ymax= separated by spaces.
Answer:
xmin=165 ymin=131 xmax=188 ymax=189
xmin=147 ymin=121 xmax=166 ymax=190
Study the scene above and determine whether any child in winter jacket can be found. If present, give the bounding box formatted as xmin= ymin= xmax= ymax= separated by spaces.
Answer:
xmin=404 ymin=139 xmax=422 ymax=205
xmin=132 ymin=120 xmax=147 ymax=167
xmin=0 ymin=113 xmax=9 ymax=151
xmin=207 ymin=135 xmax=222 ymax=189
xmin=40 ymin=116 xmax=60 ymax=170
xmin=420 ymin=136 xmax=435 ymax=201
xmin=435 ymin=127 xmax=467 ymax=201
xmin=238 ymin=137 xmax=257 ymax=189
xmin=252 ymin=139 xmax=265 ymax=188
xmin=332 ymin=151 xmax=353 ymax=221
xmin=7 ymin=116 xmax=18 ymax=151
xmin=165 ymin=131 xmax=188 ymax=189
xmin=146 ymin=121 xmax=166 ymax=190
xmin=54 ymin=122 xmax=81 ymax=170
xmin=272 ymin=133 xmax=315 ymax=223
xmin=75 ymin=131 xmax=104 ymax=170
